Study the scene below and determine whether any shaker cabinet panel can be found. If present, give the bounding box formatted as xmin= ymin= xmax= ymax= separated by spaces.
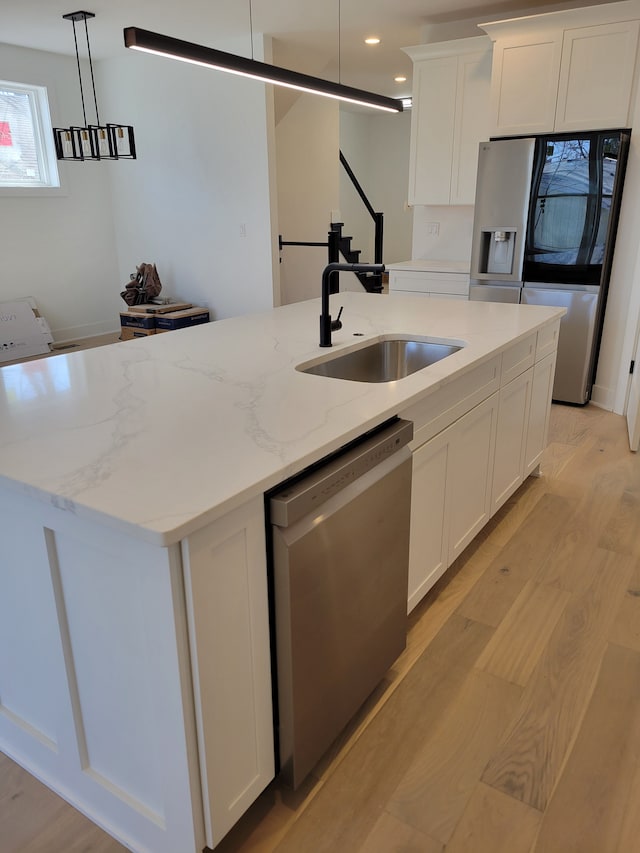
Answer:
xmin=406 ymin=38 xmax=491 ymax=206
xmin=409 ymin=56 xmax=458 ymax=206
xmin=491 ymin=368 xmax=533 ymax=516
xmin=555 ymin=20 xmax=640 ymax=131
xmin=407 ymin=427 xmax=452 ymax=612
xmin=447 ymin=392 xmax=498 ymax=563
xmin=489 ymin=36 xmax=563 ymax=136
xmin=451 ymin=49 xmax=493 ymax=204
xmin=524 ymin=352 xmax=557 ymax=475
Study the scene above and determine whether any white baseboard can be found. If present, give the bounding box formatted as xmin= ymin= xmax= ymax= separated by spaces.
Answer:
xmin=52 ymin=320 xmax=120 ymax=344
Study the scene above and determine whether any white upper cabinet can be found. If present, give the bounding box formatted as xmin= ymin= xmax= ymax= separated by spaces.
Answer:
xmin=481 ymin=0 xmax=640 ymax=137
xmin=404 ymin=37 xmax=492 ymax=206
xmin=556 ymin=20 xmax=640 ymax=131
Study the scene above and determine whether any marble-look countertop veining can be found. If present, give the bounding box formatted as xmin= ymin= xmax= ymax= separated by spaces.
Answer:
xmin=0 ymin=293 xmax=563 ymax=546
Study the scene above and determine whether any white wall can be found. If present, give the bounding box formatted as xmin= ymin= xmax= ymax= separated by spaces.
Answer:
xmin=412 ymin=205 xmax=474 ymax=263
xmin=99 ymin=47 xmax=277 ymax=322
xmin=0 ymin=44 xmax=121 ymax=341
xmin=339 ymin=109 xmax=413 ymax=265
xmin=0 ymin=38 xmax=278 ymax=341
xmin=275 ymin=92 xmax=339 ymax=304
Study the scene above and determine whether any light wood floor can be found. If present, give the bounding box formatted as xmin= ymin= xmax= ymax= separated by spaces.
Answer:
xmin=2 ymin=402 xmax=640 ymax=852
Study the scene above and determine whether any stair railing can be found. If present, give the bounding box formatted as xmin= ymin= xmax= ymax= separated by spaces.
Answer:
xmin=278 ymin=230 xmax=339 ymax=266
xmin=340 ymin=150 xmax=384 ymax=284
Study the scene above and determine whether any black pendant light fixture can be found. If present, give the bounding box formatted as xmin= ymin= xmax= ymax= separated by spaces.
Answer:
xmin=53 ymin=11 xmax=136 ymax=161
xmin=123 ymin=4 xmax=403 ymax=114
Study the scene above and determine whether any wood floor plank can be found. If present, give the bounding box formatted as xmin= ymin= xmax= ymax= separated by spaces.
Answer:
xmin=386 ymin=669 xmax=522 ymax=845
xmin=532 ymin=643 xmax=640 ymax=853
xmin=481 ymin=548 xmax=635 ymax=812
xmin=456 ymin=492 xmax=576 ymax=627
xmin=0 ymin=754 xmax=126 ymax=853
xmin=607 ymin=559 xmax=640 ymax=653
xmin=599 ymin=485 xmax=640 ymax=557
xmin=474 ymin=581 xmax=570 ymax=687
xmin=534 ymin=468 xmax=627 ymax=593
xmin=445 ymin=782 xmax=542 ymax=853
xmin=616 ymin=734 xmax=640 ymax=853
xmin=270 ymin=615 xmax=495 ymax=853
xmin=357 ymin=811 xmax=443 ymax=853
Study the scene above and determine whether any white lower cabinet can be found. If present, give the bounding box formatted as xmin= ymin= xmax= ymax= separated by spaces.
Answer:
xmin=524 ymin=352 xmax=557 ymax=475
xmin=491 ymin=368 xmax=533 ymax=515
xmin=408 ymin=392 xmax=498 ymax=610
xmin=407 ymin=426 xmax=451 ymax=612
xmin=406 ymin=327 xmax=559 ymax=613
xmin=181 ymin=497 xmax=274 ymax=849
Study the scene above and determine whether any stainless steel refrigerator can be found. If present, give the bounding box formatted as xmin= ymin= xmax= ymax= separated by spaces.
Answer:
xmin=469 ymin=131 xmax=630 ymax=404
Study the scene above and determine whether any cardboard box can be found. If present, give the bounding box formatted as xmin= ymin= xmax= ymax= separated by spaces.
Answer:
xmin=126 ymin=302 xmax=193 ymax=315
xmin=155 ymin=307 xmax=210 ymax=333
xmin=120 ymin=326 xmax=157 ymax=341
xmin=120 ymin=311 xmax=156 ymax=331
xmin=0 ymin=298 xmax=53 ymax=364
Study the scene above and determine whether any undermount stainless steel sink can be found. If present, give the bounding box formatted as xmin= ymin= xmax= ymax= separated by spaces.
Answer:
xmin=298 ymin=338 xmax=463 ymax=383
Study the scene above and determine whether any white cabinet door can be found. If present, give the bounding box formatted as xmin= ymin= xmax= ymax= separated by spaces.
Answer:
xmin=488 ymin=33 xmax=563 ymax=136
xmin=525 ymin=352 xmax=557 ymax=473
xmin=450 ymin=49 xmax=492 ymax=204
xmin=407 ymin=39 xmax=491 ymax=206
xmin=447 ymin=392 xmax=499 ymax=564
xmin=182 ymin=497 xmax=274 ymax=848
xmin=407 ymin=425 xmax=452 ymax=612
xmin=491 ymin=368 xmax=533 ymax=516
xmin=555 ymin=20 xmax=640 ymax=131
xmin=408 ymin=55 xmax=458 ymax=206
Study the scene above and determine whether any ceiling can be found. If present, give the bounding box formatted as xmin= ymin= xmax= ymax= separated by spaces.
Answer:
xmin=0 ymin=0 xmax=621 ymax=101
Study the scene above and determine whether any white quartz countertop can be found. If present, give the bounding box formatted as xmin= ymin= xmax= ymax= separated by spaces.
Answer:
xmin=385 ymin=259 xmax=470 ymax=274
xmin=0 ymin=293 xmax=563 ymax=547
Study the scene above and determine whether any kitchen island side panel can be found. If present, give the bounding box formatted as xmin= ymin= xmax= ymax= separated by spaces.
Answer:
xmin=0 ymin=487 xmax=205 ymax=853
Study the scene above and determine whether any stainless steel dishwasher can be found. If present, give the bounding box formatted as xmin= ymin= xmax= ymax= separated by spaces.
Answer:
xmin=268 ymin=417 xmax=413 ymax=789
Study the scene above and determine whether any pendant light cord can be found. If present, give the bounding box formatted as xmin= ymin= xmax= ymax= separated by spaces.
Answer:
xmin=338 ymin=0 xmax=341 ymax=84
xmin=249 ymin=0 xmax=254 ymax=61
xmin=71 ymin=19 xmax=88 ymax=127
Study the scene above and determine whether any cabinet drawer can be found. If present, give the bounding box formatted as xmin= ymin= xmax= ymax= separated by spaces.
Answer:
xmin=389 ymin=270 xmax=469 ymax=295
xmin=501 ymin=334 xmax=536 ymax=384
xmin=536 ymin=320 xmax=560 ymax=361
xmin=402 ymin=355 xmax=501 ymax=448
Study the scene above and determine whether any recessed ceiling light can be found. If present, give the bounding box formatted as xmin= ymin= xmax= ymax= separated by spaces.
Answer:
xmin=394 ymin=76 xmax=407 ymax=83
xmin=364 ymin=37 xmax=381 ymax=45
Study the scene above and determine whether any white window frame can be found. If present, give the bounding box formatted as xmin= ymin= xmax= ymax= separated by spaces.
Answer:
xmin=0 ymin=79 xmax=61 ymax=193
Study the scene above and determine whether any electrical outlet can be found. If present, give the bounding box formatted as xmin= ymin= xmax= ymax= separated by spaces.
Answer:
xmin=426 ymin=221 xmax=440 ymax=236
xmin=240 ymin=223 xmax=247 ymax=238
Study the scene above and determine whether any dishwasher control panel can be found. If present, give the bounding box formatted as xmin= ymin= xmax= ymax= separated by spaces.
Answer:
xmin=269 ymin=417 xmax=413 ymax=527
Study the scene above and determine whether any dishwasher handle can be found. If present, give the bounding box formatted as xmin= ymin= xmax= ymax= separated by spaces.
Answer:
xmin=269 ymin=418 xmax=413 ymax=528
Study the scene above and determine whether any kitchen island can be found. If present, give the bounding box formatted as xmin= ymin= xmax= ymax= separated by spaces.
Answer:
xmin=0 ymin=292 xmax=563 ymax=853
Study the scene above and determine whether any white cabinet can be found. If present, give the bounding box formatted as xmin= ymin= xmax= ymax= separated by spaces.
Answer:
xmin=388 ymin=269 xmax=470 ymax=299
xmin=404 ymin=37 xmax=492 ymax=206
xmin=482 ymin=1 xmax=640 ymax=137
xmin=555 ymin=20 xmax=640 ymax=132
xmin=447 ymin=393 xmax=499 ymax=561
xmin=181 ymin=497 xmax=274 ymax=849
xmin=491 ymin=330 xmax=558 ymax=515
xmin=491 ymin=368 xmax=533 ymax=514
xmin=405 ymin=322 xmax=560 ymax=612
xmin=408 ymin=427 xmax=451 ymax=611
xmin=408 ymin=393 xmax=498 ymax=610
xmin=524 ymin=352 xmax=557 ymax=475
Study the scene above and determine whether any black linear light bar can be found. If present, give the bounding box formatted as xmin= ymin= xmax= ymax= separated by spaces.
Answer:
xmin=123 ymin=27 xmax=403 ymax=113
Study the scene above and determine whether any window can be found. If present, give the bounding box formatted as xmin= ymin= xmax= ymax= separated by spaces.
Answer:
xmin=0 ymin=80 xmax=60 ymax=188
